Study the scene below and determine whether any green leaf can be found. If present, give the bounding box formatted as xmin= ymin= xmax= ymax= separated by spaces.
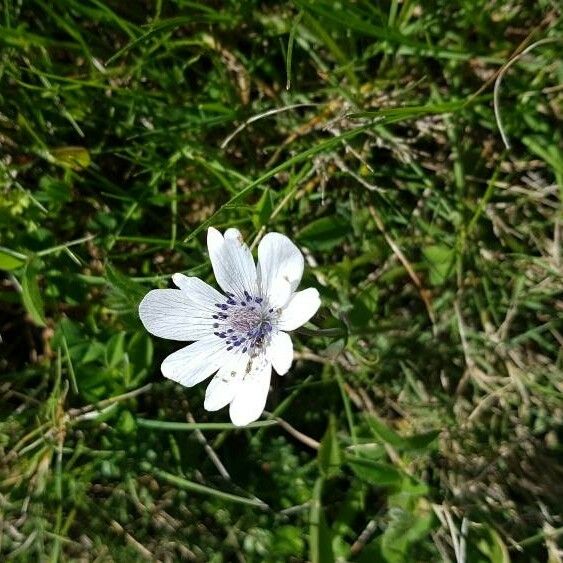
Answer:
xmin=297 ymin=216 xmax=348 ymax=250
xmin=116 ymin=410 xmax=137 ymax=434
xmin=422 ymin=244 xmax=455 ymax=286
xmin=253 ymin=188 xmax=274 ymax=228
xmin=473 ymin=525 xmax=511 ymax=563
xmin=38 ymin=175 xmax=72 ymax=205
xmin=272 ymin=526 xmax=305 ymax=558
xmin=366 ymin=416 xmax=406 ymax=448
xmin=128 ymin=330 xmax=154 ymax=372
xmin=367 ymin=416 xmax=440 ymax=451
xmin=309 ymin=478 xmax=335 ymax=563
xmin=0 ymin=249 xmax=26 ymax=271
xmin=347 ymin=457 xmax=403 ymax=489
xmin=346 ymin=443 xmax=387 ymax=460
xmin=380 ymin=507 xmax=434 ymax=563
xmin=144 ymin=462 xmax=269 ymax=509
xmin=105 ymin=264 xmax=147 ymax=315
xmin=522 ymin=135 xmax=563 ymax=176
xmin=21 ymin=262 xmax=46 ymax=326
xmin=318 ymin=416 xmax=342 ymax=478
xmin=49 ymin=146 xmax=91 ymax=170
xmin=106 ymin=332 xmax=126 ymax=368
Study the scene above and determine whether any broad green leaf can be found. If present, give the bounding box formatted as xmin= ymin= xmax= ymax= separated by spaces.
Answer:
xmin=347 ymin=457 xmax=403 ymax=489
xmin=49 ymin=146 xmax=91 ymax=170
xmin=318 ymin=416 xmax=342 ymax=478
xmin=0 ymin=249 xmax=25 ymax=271
xmin=128 ymin=330 xmax=154 ymax=372
xmin=21 ymin=262 xmax=46 ymax=326
xmin=116 ymin=410 xmax=137 ymax=434
xmin=106 ymin=332 xmax=126 ymax=368
xmin=367 ymin=416 xmax=405 ymax=448
xmin=309 ymin=478 xmax=335 ymax=563
xmin=346 ymin=442 xmax=386 ymax=460
xmin=297 ymin=216 xmax=348 ymax=250
xmin=367 ymin=416 xmax=440 ymax=451
xmin=422 ymin=244 xmax=455 ymax=286
xmin=253 ymin=188 xmax=274 ymax=228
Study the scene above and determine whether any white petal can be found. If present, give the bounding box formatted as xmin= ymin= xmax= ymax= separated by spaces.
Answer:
xmin=204 ymin=354 xmax=248 ymax=411
xmin=139 ymin=286 xmax=217 ymax=341
xmin=267 ymin=277 xmax=293 ymax=309
xmin=207 ymin=227 xmax=257 ymax=296
xmin=161 ymin=336 xmax=227 ymax=387
xmin=172 ymin=273 xmax=224 ymax=303
xmin=278 ymin=288 xmax=321 ymax=331
xmin=229 ymin=355 xmax=272 ymax=426
xmin=269 ymin=331 xmax=293 ymax=375
xmin=257 ymin=233 xmax=304 ymax=305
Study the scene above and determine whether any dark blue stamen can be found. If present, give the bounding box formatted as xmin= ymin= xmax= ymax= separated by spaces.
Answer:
xmin=213 ymin=323 xmax=219 ymax=328
xmin=221 ymin=304 xmax=228 ymax=310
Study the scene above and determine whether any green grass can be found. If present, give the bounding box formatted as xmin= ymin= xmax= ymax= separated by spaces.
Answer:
xmin=1 ymin=0 xmax=562 ymax=561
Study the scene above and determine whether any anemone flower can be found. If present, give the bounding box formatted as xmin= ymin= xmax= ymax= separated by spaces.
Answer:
xmin=139 ymin=228 xmax=321 ymax=426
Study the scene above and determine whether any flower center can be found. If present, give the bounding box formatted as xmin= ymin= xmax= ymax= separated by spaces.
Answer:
xmin=211 ymin=291 xmax=276 ymax=354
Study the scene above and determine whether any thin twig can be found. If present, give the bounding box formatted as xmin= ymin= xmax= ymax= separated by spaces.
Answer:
xmin=350 ymin=519 xmax=378 ymax=556
xmin=264 ymin=412 xmax=320 ymax=450
xmin=110 ymin=520 xmax=158 ymax=561
xmin=368 ymin=205 xmax=435 ymax=326
xmin=186 ymin=412 xmax=231 ymax=480
xmin=68 ymin=383 xmax=152 ymax=418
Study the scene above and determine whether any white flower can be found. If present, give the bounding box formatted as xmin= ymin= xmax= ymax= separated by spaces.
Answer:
xmin=138 ymin=228 xmax=321 ymax=426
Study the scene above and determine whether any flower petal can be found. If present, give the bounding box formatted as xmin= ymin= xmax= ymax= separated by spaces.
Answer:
xmin=139 ymin=284 xmax=218 ymax=341
xmin=278 ymin=288 xmax=321 ymax=331
xmin=207 ymin=227 xmax=257 ymax=296
xmin=269 ymin=331 xmax=293 ymax=375
xmin=161 ymin=336 xmax=227 ymax=387
xmin=257 ymin=232 xmax=304 ymax=305
xmin=204 ymin=354 xmax=247 ymax=411
xmin=171 ymin=273 xmax=224 ymax=303
xmin=229 ymin=355 xmax=272 ymax=426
